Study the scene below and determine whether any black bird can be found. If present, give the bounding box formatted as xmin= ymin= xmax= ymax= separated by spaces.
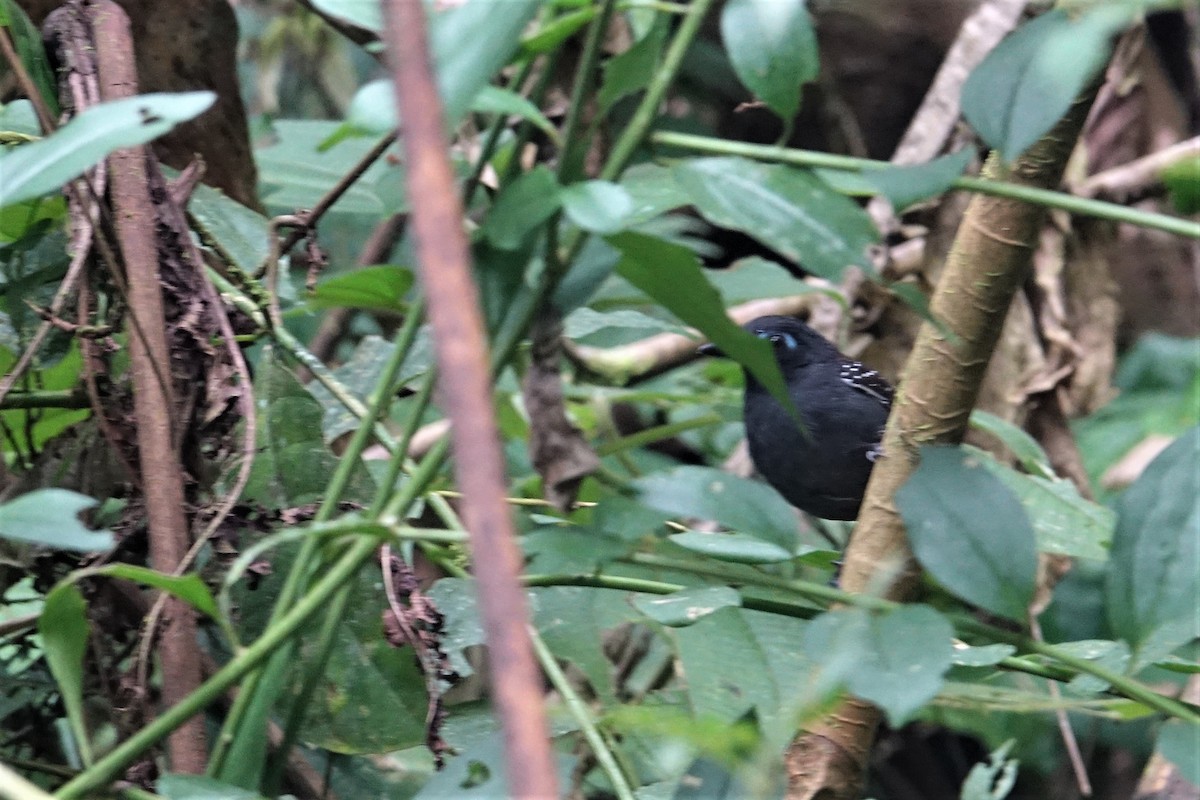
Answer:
xmin=701 ymin=315 xmax=894 ymax=521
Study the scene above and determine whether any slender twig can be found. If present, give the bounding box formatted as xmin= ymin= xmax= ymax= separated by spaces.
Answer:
xmin=382 ymin=1 xmax=557 ymax=796
xmin=272 ymin=132 xmax=398 ymax=259
xmin=556 ymin=0 xmax=618 ymax=183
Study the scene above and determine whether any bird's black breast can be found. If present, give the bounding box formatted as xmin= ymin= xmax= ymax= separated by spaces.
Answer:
xmin=743 ymin=365 xmax=888 ymax=520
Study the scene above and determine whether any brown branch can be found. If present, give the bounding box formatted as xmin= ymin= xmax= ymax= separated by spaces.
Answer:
xmin=92 ymin=0 xmax=205 ymax=773
xmin=785 ymin=82 xmax=1106 ymax=800
xmin=380 ymin=1 xmax=558 ymax=798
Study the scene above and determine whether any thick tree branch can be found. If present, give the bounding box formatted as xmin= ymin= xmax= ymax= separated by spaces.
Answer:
xmin=785 ymin=83 xmax=1105 ymax=800
xmin=93 ymin=0 xmax=206 ymax=774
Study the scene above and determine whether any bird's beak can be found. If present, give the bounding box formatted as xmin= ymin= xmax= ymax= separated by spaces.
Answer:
xmin=697 ymin=342 xmax=723 ymax=357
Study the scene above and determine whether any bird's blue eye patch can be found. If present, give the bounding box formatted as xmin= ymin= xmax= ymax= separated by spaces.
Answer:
xmin=758 ymin=330 xmax=798 ymax=349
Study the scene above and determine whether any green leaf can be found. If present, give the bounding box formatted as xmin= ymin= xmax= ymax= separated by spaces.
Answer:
xmin=521 ymin=527 xmax=631 ymax=574
xmin=969 ymin=409 xmax=1055 ymax=479
xmin=618 ymin=162 xmax=690 ymax=226
xmin=562 ymin=307 xmax=682 ymax=340
xmin=806 ymin=606 xmax=954 ymax=726
xmin=560 ymin=180 xmax=635 ymax=234
xmin=959 ymin=741 xmax=1019 ymax=800
xmin=896 ymin=446 xmax=1037 ymax=622
xmin=608 ymin=231 xmax=793 ymax=416
xmin=1161 ymin=153 xmax=1200 ymax=215
xmin=719 ymin=0 xmax=817 ymax=121
xmin=863 ymin=149 xmax=973 ymax=211
xmin=157 ymin=774 xmax=270 ymax=800
xmin=0 ymin=0 xmax=59 ymax=120
xmin=242 ymin=349 xmax=375 ymax=507
xmin=0 ymin=489 xmax=113 ymax=552
xmin=532 ymin=586 xmax=642 ymax=704
xmin=307 ymin=0 xmax=381 ymax=32
xmin=598 ymin=16 xmax=669 ymax=112
xmin=968 ymin=446 xmax=1114 ymax=561
xmin=1107 ymin=426 xmax=1200 ymax=654
xmin=669 ymin=608 xmax=781 ymax=723
xmin=470 ymin=85 xmax=559 ymax=144
xmin=951 ymin=642 xmax=1016 ymax=667
xmin=344 ymin=0 xmax=540 ymax=130
xmin=257 ymin=120 xmax=405 ymax=215
xmin=481 ymin=165 xmax=561 ymax=250
xmin=1157 ymin=719 xmax=1200 ymax=785
xmin=39 ymin=583 xmax=92 ymax=764
xmin=520 ymin=6 xmax=597 ymax=56
xmin=705 ymin=256 xmax=830 ymax=305
xmin=0 ymin=92 xmax=215 ymax=209
xmin=962 ymin=6 xmax=1133 ymax=163
xmin=186 ymin=181 xmax=270 ymax=274
xmin=633 ymin=586 xmax=742 ymax=627
xmin=671 ymin=158 xmax=877 ymax=281
xmin=92 ymin=564 xmax=220 ymax=620
xmin=667 ymin=531 xmax=794 ymax=565
xmin=308 ymin=265 xmax=414 ymax=313
xmin=634 ymin=465 xmax=800 ymax=552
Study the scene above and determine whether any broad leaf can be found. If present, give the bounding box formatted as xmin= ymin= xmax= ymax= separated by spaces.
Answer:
xmin=309 ymin=265 xmax=414 ymax=313
xmin=633 ymin=586 xmax=742 ymax=627
xmin=560 ymin=180 xmax=635 ymax=234
xmin=608 ymin=231 xmax=793 ymax=414
xmin=897 ymin=446 xmax=1037 ymax=621
xmin=1157 ymin=719 xmax=1200 ymax=785
xmin=157 ymin=774 xmax=269 ymax=800
xmin=0 ymin=92 xmax=214 ymax=208
xmin=672 ymin=158 xmax=877 ymax=280
xmin=344 ymin=0 xmax=540 ymax=130
xmin=863 ymin=149 xmax=973 ymax=211
xmin=1106 ymin=426 xmax=1200 ymax=656
xmin=598 ymin=16 xmax=669 ymax=112
xmin=481 ymin=166 xmax=561 ymax=250
xmin=805 ymin=606 xmax=954 ymax=726
xmin=969 ymin=446 xmax=1114 ymax=561
xmin=39 ymin=583 xmax=92 ymax=763
xmin=962 ymin=6 xmax=1133 ymax=162
xmin=0 ymin=489 xmax=113 ymax=552
xmin=720 ymin=0 xmax=817 ymax=120
xmin=93 ymin=564 xmax=220 ymax=620
xmin=667 ymin=532 xmax=794 ymax=565
xmin=635 ymin=465 xmax=800 ymax=552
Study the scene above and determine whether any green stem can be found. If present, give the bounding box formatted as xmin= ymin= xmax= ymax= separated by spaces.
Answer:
xmin=55 ymin=536 xmax=381 ymax=800
xmin=595 ymin=413 xmax=722 ymax=457
xmin=526 ymin=554 xmax=1199 ymax=722
xmin=649 ymin=131 xmax=1200 ymax=239
xmin=530 ymin=627 xmax=637 ymax=800
xmin=557 ymin=0 xmax=618 ymax=184
xmin=0 ymin=390 xmax=88 ymax=410
xmin=599 ymin=0 xmax=717 ymax=182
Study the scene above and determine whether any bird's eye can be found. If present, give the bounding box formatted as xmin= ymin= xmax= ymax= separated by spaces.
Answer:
xmin=766 ymin=333 xmax=798 ymax=349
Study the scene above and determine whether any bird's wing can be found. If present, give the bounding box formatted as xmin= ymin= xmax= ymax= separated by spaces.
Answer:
xmin=839 ymin=361 xmax=894 ymax=406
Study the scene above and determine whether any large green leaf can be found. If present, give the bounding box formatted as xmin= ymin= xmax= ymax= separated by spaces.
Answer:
xmin=633 ymin=586 xmax=742 ymax=627
xmin=231 ymin=540 xmax=430 ymax=756
xmin=39 ymin=583 xmax=92 ymax=763
xmin=1106 ymin=426 xmax=1200 ymax=657
xmin=344 ymin=0 xmax=540 ymax=131
xmin=634 ymin=465 xmax=800 ymax=552
xmin=481 ymin=165 xmax=561 ymax=250
xmin=719 ymin=0 xmax=817 ymax=121
xmin=560 ymin=180 xmax=635 ymax=234
xmin=0 ymin=92 xmax=215 ymax=209
xmin=308 ymin=265 xmax=415 ymax=314
xmin=671 ymin=158 xmax=877 ymax=281
xmin=0 ymin=0 xmax=58 ymax=120
xmin=896 ymin=446 xmax=1037 ymax=622
xmin=968 ymin=446 xmax=1114 ymax=561
xmin=607 ymin=231 xmax=792 ymax=413
xmin=0 ymin=489 xmax=112 ymax=552
xmin=961 ymin=6 xmax=1133 ymax=163
xmin=242 ymin=349 xmax=375 ymax=506
xmin=804 ymin=605 xmax=954 ymax=726
xmin=598 ymin=16 xmax=669 ymax=113
xmin=256 ymin=120 xmax=406 ymax=215
xmin=532 ymin=586 xmax=641 ymax=704
xmin=862 ymin=149 xmax=973 ymax=211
